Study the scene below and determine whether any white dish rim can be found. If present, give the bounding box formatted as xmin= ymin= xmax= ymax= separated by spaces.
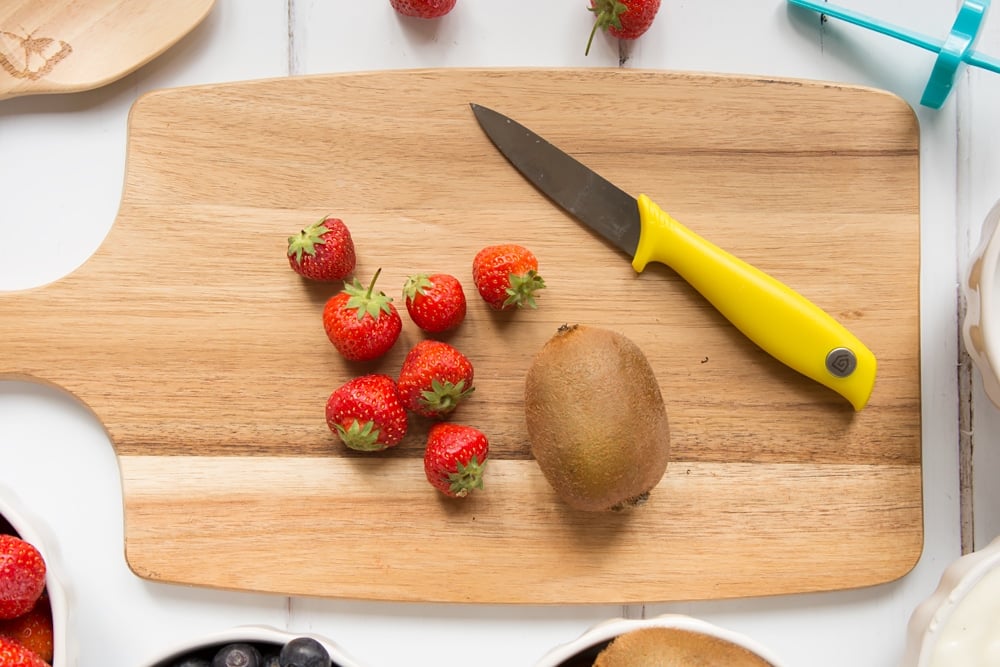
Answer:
xmin=532 ymin=613 xmax=786 ymax=666
xmin=962 ymin=198 xmax=1000 ymax=407
xmin=903 ymin=534 xmax=1000 ymax=666
xmin=139 ymin=623 xmax=368 ymax=667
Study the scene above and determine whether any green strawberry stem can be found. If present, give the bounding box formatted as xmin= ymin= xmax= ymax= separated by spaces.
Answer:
xmin=336 ymin=420 xmax=388 ymax=452
xmin=586 ymin=0 xmax=628 ymax=55
xmin=402 ymin=274 xmax=433 ymax=300
xmin=449 ymin=456 xmax=486 ymax=497
xmin=345 ymin=268 xmax=394 ymax=321
xmin=420 ymin=378 xmax=474 ymax=415
xmin=504 ymin=270 xmax=546 ymax=309
xmin=287 ymin=216 xmax=329 ymax=262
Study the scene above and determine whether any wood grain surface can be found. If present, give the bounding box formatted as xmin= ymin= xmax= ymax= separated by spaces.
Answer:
xmin=0 ymin=0 xmax=214 ymax=100
xmin=0 ymin=68 xmax=922 ymax=604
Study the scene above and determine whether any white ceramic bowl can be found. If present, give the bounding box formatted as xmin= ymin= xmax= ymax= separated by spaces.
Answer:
xmin=963 ymin=198 xmax=1000 ymax=408
xmin=0 ymin=483 xmax=75 ymax=666
xmin=140 ymin=625 xmax=369 ymax=667
xmin=533 ymin=613 xmax=785 ymax=666
xmin=903 ymin=535 xmax=1000 ymax=666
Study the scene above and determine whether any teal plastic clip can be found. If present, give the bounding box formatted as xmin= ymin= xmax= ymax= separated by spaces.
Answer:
xmin=788 ymin=0 xmax=1000 ymax=108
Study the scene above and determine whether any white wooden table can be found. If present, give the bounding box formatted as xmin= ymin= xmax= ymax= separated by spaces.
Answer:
xmin=1 ymin=1 xmax=998 ymax=665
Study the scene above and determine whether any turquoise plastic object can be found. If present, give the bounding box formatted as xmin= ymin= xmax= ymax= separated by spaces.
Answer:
xmin=788 ymin=0 xmax=1000 ymax=108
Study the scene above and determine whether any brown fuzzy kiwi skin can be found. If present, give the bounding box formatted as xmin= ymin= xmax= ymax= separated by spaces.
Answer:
xmin=524 ymin=324 xmax=670 ymax=512
xmin=593 ymin=627 xmax=775 ymax=666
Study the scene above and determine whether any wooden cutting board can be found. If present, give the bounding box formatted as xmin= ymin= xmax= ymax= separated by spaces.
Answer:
xmin=0 ymin=68 xmax=922 ymax=604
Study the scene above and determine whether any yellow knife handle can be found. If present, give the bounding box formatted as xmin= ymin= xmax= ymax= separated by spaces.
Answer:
xmin=632 ymin=194 xmax=877 ymax=411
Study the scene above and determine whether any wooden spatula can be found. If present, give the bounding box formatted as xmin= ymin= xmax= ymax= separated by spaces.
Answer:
xmin=0 ymin=0 xmax=215 ymax=101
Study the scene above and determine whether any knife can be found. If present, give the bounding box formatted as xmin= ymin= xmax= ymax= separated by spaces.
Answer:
xmin=470 ymin=103 xmax=877 ymax=411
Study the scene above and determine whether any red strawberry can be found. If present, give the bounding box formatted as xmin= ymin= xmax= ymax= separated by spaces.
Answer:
xmin=390 ymin=0 xmax=456 ymax=19
xmin=0 ymin=593 xmax=53 ymax=662
xmin=585 ymin=0 xmax=662 ymax=55
xmin=0 ymin=637 xmax=48 ymax=667
xmin=0 ymin=535 xmax=45 ymax=620
xmin=397 ymin=340 xmax=474 ymax=419
xmin=287 ymin=216 xmax=356 ymax=281
xmin=322 ymin=269 xmax=403 ymax=361
xmin=471 ymin=244 xmax=545 ymax=311
xmin=402 ymin=273 xmax=467 ymax=333
xmin=424 ymin=423 xmax=489 ymax=498
xmin=326 ymin=374 xmax=408 ymax=451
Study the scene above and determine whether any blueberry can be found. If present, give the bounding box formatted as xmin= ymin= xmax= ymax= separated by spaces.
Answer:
xmin=171 ymin=659 xmax=211 ymax=667
xmin=262 ymin=657 xmax=281 ymax=667
xmin=278 ymin=637 xmax=331 ymax=667
xmin=212 ymin=643 xmax=263 ymax=667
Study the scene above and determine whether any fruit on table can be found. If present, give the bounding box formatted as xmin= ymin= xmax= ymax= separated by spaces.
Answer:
xmin=402 ymin=273 xmax=467 ymax=333
xmin=471 ymin=244 xmax=545 ymax=311
xmin=322 ymin=269 xmax=402 ymax=361
xmin=585 ymin=0 xmax=662 ymax=55
xmin=524 ymin=324 xmax=670 ymax=511
xmin=397 ymin=340 xmax=475 ymax=418
xmin=325 ymin=374 xmax=409 ymax=451
xmin=389 ymin=0 xmax=457 ymax=19
xmin=287 ymin=216 xmax=356 ymax=282
xmin=0 ymin=636 xmax=48 ymax=667
xmin=424 ymin=423 xmax=489 ymax=498
xmin=0 ymin=593 xmax=53 ymax=662
xmin=0 ymin=534 xmax=46 ymax=620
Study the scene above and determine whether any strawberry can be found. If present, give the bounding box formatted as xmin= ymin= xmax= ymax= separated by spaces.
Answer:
xmin=402 ymin=273 xmax=467 ymax=333
xmin=326 ymin=374 xmax=408 ymax=451
xmin=424 ymin=423 xmax=489 ymax=498
xmin=322 ymin=269 xmax=403 ymax=361
xmin=471 ymin=244 xmax=545 ymax=311
xmin=0 ymin=535 xmax=45 ymax=620
xmin=585 ymin=0 xmax=662 ymax=55
xmin=397 ymin=340 xmax=474 ymax=419
xmin=0 ymin=637 xmax=47 ymax=667
xmin=0 ymin=593 xmax=53 ymax=663
xmin=287 ymin=216 xmax=356 ymax=281
xmin=389 ymin=0 xmax=456 ymax=19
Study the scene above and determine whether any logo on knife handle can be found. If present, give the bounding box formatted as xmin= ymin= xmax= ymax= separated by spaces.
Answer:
xmin=826 ymin=347 xmax=858 ymax=378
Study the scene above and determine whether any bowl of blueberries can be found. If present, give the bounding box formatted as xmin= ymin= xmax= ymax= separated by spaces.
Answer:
xmin=143 ymin=625 xmax=367 ymax=667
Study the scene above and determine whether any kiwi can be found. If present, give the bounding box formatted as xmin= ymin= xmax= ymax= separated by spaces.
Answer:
xmin=524 ymin=324 xmax=670 ymax=511
xmin=593 ymin=627 xmax=774 ymax=666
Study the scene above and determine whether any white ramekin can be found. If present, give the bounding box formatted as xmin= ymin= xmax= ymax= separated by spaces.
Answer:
xmin=903 ymin=535 xmax=1000 ymax=666
xmin=140 ymin=624 xmax=369 ymax=667
xmin=533 ymin=613 xmax=785 ymax=666
xmin=963 ymin=198 xmax=1000 ymax=408
xmin=0 ymin=482 xmax=75 ymax=666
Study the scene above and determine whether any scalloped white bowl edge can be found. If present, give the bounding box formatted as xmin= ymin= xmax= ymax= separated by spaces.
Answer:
xmin=532 ymin=613 xmax=786 ymax=666
xmin=962 ymin=198 xmax=1000 ymax=408
xmin=139 ymin=624 xmax=370 ymax=667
